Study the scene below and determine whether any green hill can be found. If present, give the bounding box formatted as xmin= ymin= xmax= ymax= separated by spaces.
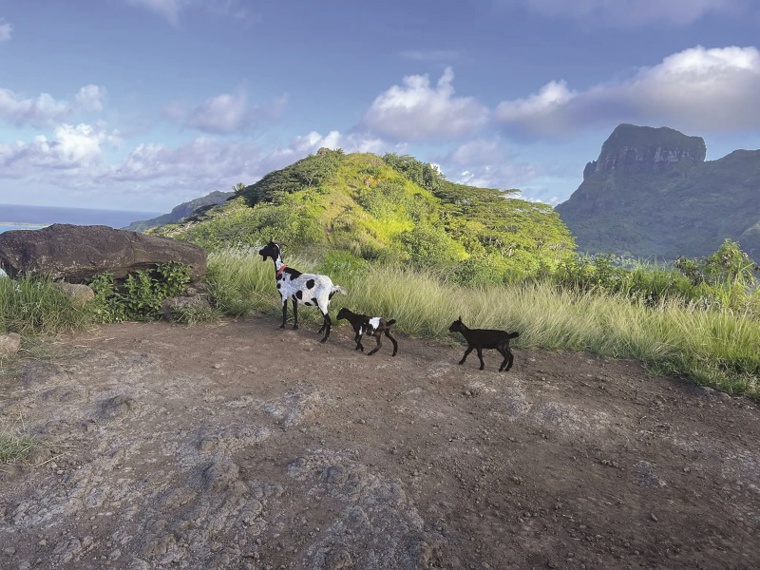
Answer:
xmin=556 ymin=124 xmax=760 ymax=262
xmin=151 ymin=149 xmax=575 ymax=281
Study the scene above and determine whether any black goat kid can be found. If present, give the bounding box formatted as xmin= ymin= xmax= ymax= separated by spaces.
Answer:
xmin=448 ymin=317 xmax=519 ymax=372
xmin=259 ymin=241 xmax=347 ymax=342
xmin=337 ymin=308 xmax=398 ymax=356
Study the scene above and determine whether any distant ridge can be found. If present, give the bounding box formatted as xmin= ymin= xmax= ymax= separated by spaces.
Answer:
xmin=124 ymin=191 xmax=234 ymax=232
xmin=555 ymin=124 xmax=760 ymax=261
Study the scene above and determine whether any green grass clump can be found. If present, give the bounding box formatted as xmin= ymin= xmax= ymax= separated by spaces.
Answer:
xmin=0 ymin=276 xmax=91 ymax=336
xmin=0 ymin=431 xmax=36 ymax=464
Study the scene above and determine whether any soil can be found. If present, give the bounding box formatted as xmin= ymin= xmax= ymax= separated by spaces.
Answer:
xmin=1 ymin=315 xmax=759 ymax=570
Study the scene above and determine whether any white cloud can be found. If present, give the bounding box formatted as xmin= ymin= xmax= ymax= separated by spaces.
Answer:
xmin=502 ymin=0 xmax=748 ymax=27
xmin=0 ymin=89 xmax=69 ymax=128
xmin=166 ymin=91 xmax=287 ymax=134
xmin=75 ymin=85 xmax=106 ymax=113
xmin=362 ymin=67 xmax=489 ymax=141
xmin=0 ymin=18 xmax=12 ymax=41
xmin=494 ymin=45 xmax=760 ymax=137
xmin=0 ymin=123 xmax=120 ymax=177
xmin=0 ymin=85 xmax=107 ymax=128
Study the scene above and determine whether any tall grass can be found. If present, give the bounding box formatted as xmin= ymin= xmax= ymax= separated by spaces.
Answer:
xmin=206 ymin=248 xmax=760 ymax=398
xmin=0 ymin=276 xmax=91 ymax=336
xmin=2 ymin=249 xmax=758 ymax=399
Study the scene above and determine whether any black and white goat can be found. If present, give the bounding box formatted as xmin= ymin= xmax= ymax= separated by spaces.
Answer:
xmin=259 ymin=241 xmax=347 ymax=343
xmin=448 ymin=316 xmax=519 ymax=372
xmin=337 ymin=307 xmax=398 ymax=356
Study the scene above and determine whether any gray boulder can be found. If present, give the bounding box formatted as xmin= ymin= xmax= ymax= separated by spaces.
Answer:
xmin=0 ymin=224 xmax=206 ymax=283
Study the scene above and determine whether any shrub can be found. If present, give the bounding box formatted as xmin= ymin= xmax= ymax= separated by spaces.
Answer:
xmin=88 ymin=262 xmax=191 ymax=323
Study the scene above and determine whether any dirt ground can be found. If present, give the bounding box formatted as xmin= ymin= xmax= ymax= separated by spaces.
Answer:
xmin=1 ymin=315 xmax=759 ymax=570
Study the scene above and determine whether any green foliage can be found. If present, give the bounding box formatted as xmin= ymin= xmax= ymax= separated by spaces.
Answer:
xmin=88 ymin=262 xmax=191 ymax=323
xmin=382 ymin=153 xmax=445 ymax=193
xmin=238 ymin=148 xmax=345 ymax=205
xmin=0 ymin=276 xmax=90 ymax=336
xmin=399 ymin=224 xmax=467 ymax=267
xmin=153 ymin=151 xmax=576 ymax=280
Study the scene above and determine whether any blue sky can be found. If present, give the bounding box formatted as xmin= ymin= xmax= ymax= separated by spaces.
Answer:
xmin=1 ymin=0 xmax=759 ymax=214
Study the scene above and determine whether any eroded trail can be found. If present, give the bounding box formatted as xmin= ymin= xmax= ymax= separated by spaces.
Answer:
xmin=1 ymin=316 xmax=759 ymax=569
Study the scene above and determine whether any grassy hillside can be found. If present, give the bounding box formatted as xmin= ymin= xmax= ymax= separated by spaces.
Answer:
xmin=151 ymin=149 xmax=576 ymax=282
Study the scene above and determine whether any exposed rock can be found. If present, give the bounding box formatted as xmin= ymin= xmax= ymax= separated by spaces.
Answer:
xmin=161 ymin=294 xmax=212 ymax=322
xmin=52 ymin=282 xmax=95 ymax=307
xmin=0 ymin=332 xmax=21 ymax=357
xmin=582 ymin=123 xmax=706 ymax=179
xmin=0 ymin=224 xmax=206 ymax=283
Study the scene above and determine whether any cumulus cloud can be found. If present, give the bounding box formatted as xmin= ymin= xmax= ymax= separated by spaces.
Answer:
xmin=501 ymin=0 xmax=748 ymax=27
xmin=494 ymin=45 xmax=760 ymax=137
xmin=362 ymin=67 xmax=489 ymax=141
xmin=0 ymin=18 xmax=12 ymax=41
xmin=75 ymin=85 xmax=106 ymax=113
xmin=0 ymin=85 xmax=106 ymax=128
xmin=166 ymin=91 xmax=287 ymax=134
xmin=0 ymin=123 xmax=120 ymax=177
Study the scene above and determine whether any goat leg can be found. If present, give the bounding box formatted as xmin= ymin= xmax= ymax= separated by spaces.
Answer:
xmin=367 ymin=335 xmax=382 ymax=356
xmin=319 ymin=313 xmax=331 ymax=343
xmin=476 ymin=347 xmax=485 ymax=370
xmin=459 ymin=346 xmax=474 ymax=365
xmin=280 ymin=299 xmax=288 ymax=328
xmin=355 ymin=331 xmax=365 ymax=351
xmin=385 ymin=330 xmax=399 ymax=357
xmin=291 ymin=298 xmax=299 ymax=329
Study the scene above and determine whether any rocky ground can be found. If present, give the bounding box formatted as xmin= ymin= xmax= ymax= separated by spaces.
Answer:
xmin=1 ymin=315 xmax=759 ymax=569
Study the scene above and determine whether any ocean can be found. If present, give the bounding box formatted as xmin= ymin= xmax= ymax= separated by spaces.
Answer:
xmin=0 ymin=204 xmax=163 ymax=234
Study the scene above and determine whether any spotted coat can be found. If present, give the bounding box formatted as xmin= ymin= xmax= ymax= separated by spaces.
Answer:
xmin=259 ymin=241 xmax=347 ymax=343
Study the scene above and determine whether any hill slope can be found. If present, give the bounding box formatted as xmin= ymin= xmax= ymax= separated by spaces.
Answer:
xmin=555 ymin=124 xmax=760 ymax=261
xmin=124 ymin=190 xmax=234 ymax=232
xmin=152 ymin=150 xmax=575 ymax=278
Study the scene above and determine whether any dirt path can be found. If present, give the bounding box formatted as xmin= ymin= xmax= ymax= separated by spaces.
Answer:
xmin=1 ymin=316 xmax=759 ymax=569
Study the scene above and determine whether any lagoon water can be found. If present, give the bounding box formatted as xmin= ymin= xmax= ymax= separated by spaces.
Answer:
xmin=0 ymin=204 xmax=163 ymax=234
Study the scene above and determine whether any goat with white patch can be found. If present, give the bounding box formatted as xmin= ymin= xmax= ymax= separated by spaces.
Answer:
xmin=337 ymin=307 xmax=398 ymax=356
xmin=259 ymin=241 xmax=347 ymax=343
xmin=448 ymin=316 xmax=519 ymax=372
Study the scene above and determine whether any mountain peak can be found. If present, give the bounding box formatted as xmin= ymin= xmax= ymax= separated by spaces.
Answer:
xmin=583 ymin=124 xmax=707 ymax=179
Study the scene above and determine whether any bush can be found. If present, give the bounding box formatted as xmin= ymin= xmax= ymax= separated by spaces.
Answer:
xmin=88 ymin=262 xmax=191 ymax=323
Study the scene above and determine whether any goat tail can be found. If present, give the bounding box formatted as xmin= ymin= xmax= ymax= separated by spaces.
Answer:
xmin=331 ymin=285 xmax=348 ymax=296
xmin=508 ymin=332 xmax=520 ymax=339
xmin=386 ymin=319 xmax=397 ymax=327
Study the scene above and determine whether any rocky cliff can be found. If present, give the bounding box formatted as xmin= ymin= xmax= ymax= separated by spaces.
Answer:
xmin=582 ymin=124 xmax=707 ymax=178
xmin=556 ymin=124 xmax=760 ymax=261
